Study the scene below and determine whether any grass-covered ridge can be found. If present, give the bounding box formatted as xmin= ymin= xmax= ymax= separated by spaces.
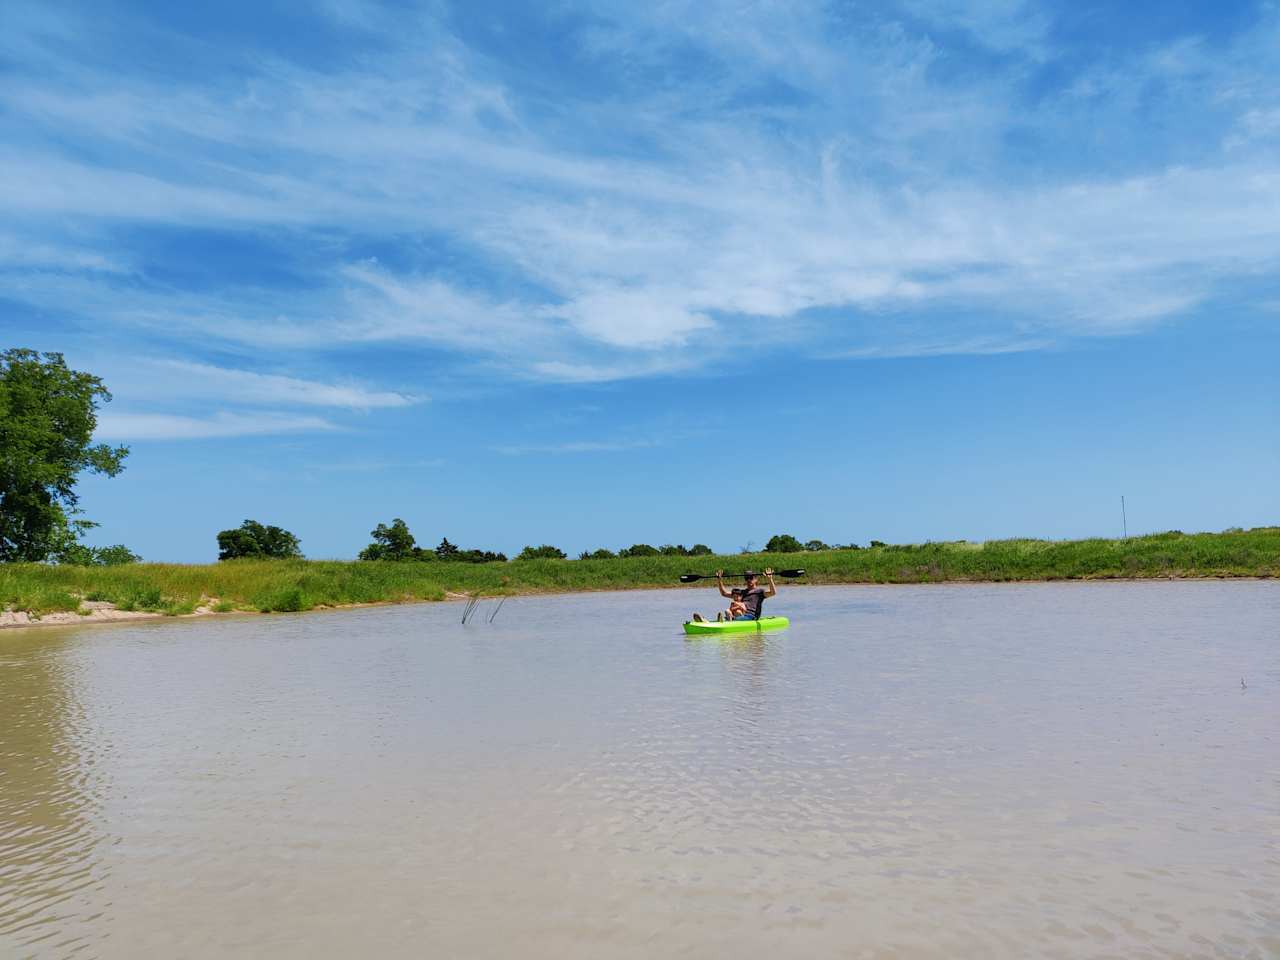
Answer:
xmin=1 ymin=527 xmax=1276 ymax=619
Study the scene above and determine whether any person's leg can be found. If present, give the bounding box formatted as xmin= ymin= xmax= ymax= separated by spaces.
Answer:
xmin=692 ymin=612 xmax=705 ymax=622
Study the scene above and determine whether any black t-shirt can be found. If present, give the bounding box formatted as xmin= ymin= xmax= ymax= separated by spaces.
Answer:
xmin=739 ymin=585 xmax=766 ymax=619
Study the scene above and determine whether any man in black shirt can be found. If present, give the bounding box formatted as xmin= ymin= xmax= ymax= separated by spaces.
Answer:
xmin=688 ymin=568 xmax=779 ymax=623
xmin=716 ymin=568 xmax=776 ymax=620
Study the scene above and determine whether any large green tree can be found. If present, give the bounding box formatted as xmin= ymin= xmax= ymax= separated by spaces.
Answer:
xmin=359 ymin=518 xmax=418 ymax=560
xmin=216 ymin=519 xmax=302 ymax=560
xmin=0 ymin=349 xmax=129 ymax=562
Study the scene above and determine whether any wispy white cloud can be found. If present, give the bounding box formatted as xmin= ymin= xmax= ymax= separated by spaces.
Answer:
xmin=95 ymin=411 xmax=339 ymax=441
xmin=0 ymin=232 xmax=129 ymax=272
xmin=3 ymin=0 xmax=1279 ymax=383
xmin=136 ymin=359 xmax=423 ymax=409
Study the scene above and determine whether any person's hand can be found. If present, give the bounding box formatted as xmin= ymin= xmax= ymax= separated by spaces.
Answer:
xmin=715 ymin=569 xmax=724 ymax=578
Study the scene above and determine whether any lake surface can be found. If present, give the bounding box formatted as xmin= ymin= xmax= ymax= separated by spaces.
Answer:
xmin=2 ymin=582 xmax=1277 ymax=958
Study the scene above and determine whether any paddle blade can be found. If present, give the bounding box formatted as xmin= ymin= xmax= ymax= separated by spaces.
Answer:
xmin=777 ymin=569 xmax=806 ymax=578
xmin=678 ymin=574 xmax=703 ymax=583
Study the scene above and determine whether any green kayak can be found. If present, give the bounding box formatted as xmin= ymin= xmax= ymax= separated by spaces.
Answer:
xmin=683 ymin=616 xmax=789 ymax=636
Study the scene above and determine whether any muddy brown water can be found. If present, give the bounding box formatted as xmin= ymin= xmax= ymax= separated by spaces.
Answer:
xmin=2 ymin=582 xmax=1277 ymax=958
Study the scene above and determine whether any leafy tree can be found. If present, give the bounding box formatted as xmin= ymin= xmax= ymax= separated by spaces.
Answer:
xmin=56 ymin=542 xmax=141 ymax=566
xmin=359 ymin=518 xmax=417 ymax=561
xmin=579 ymin=548 xmax=616 ymax=560
xmin=517 ymin=544 xmax=567 ymax=560
xmin=659 ymin=544 xmax=690 ymax=556
xmin=688 ymin=543 xmax=713 ymax=556
xmin=765 ymin=533 xmax=804 ymax=553
xmin=618 ymin=543 xmax=659 ymax=558
xmin=435 ymin=537 xmax=459 ymax=560
xmin=869 ymin=540 xmax=886 ymax=548
xmin=804 ymin=539 xmax=829 ymax=552
xmin=217 ymin=519 xmax=302 ymax=560
xmin=0 ymin=349 xmax=129 ymax=562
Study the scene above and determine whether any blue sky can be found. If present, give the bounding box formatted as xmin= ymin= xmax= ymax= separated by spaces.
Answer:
xmin=2 ymin=0 xmax=1277 ymax=561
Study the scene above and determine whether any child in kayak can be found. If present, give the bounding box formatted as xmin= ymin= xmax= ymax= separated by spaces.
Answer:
xmin=718 ymin=588 xmax=749 ymax=622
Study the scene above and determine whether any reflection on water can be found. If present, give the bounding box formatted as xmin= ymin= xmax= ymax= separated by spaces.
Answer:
xmin=0 ymin=634 xmax=104 ymax=957
xmin=1 ymin=582 xmax=1277 ymax=958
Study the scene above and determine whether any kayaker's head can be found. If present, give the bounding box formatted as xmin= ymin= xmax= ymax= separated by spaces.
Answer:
xmin=742 ymin=570 xmax=758 ymax=585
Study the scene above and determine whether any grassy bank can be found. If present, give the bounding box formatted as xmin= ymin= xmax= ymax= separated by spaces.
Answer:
xmin=1 ymin=527 xmax=1276 ymax=619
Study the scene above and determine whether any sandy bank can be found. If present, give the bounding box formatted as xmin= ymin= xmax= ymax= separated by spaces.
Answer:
xmin=0 ymin=599 xmax=222 ymax=629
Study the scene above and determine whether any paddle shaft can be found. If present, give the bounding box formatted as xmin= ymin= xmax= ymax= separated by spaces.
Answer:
xmin=679 ymin=569 xmax=804 ymax=583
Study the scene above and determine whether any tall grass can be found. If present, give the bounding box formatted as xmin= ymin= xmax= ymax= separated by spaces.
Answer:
xmin=1 ymin=527 xmax=1276 ymax=618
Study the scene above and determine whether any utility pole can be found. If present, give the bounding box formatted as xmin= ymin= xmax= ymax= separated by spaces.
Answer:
xmin=1121 ymin=495 xmax=1127 ymax=539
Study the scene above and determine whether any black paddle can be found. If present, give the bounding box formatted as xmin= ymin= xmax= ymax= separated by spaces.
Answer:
xmin=678 ymin=569 xmax=805 ymax=583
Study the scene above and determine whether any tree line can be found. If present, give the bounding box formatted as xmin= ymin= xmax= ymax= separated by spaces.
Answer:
xmin=1 ymin=350 xmax=869 ymax=567
xmin=214 ymin=518 xmax=863 ymax=562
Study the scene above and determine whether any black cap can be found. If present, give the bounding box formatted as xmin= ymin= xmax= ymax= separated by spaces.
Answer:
xmin=742 ymin=569 xmax=758 ymax=578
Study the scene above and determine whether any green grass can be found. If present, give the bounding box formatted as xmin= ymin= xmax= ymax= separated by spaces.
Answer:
xmin=1 ymin=527 xmax=1276 ymax=619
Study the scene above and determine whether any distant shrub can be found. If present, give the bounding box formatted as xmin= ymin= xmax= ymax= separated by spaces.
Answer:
xmin=453 ymin=549 xmax=507 ymax=563
xmin=579 ymin=548 xmax=616 ymax=560
xmin=804 ymin=539 xmax=829 ymax=552
xmin=55 ymin=543 xmax=141 ymax=566
xmin=517 ymin=544 xmax=567 ymax=560
xmin=619 ymin=543 xmax=659 ymax=558
xmin=765 ymin=534 xmax=804 ymax=553
xmin=688 ymin=544 xmax=713 ymax=556
xmin=96 ymin=544 xmax=142 ymax=565
xmin=869 ymin=540 xmax=887 ymax=548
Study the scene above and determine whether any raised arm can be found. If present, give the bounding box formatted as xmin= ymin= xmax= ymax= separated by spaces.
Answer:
xmin=763 ymin=567 xmax=778 ymax=598
xmin=716 ymin=570 xmax=734 ymax=598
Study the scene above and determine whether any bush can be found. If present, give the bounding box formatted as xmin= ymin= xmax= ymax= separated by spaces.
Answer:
xmin=804 ymin=539 xmax=828 ymax=552
xmin=765 ymin=534 xmax=804 ymax=553
xmin=619 ymin=543 xmax=659 ymax=558
xmin=118 ymin=586 xmax=164 ymax=611
xmin=579 ymin=548 xmax=616 ymax=560
xmin=517 ymin=544 xmax=567 ymax=560
xmin=55 ymin=543 xmax=141 ymax=565
xmin=254 ymin=585 xmax=312 ymax=613
xmin=454 ymin=549 xmax=507 ymax=563
xmin=689 ymin=544 xmax=713 ymax=555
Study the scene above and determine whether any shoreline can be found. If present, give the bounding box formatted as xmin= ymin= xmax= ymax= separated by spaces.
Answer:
xmin=2 ymin=572 xmax=1272 ymax=632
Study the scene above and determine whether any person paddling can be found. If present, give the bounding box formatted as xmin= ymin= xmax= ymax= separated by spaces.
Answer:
xmin=691 ymin=568 xmax=777 ymax=622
